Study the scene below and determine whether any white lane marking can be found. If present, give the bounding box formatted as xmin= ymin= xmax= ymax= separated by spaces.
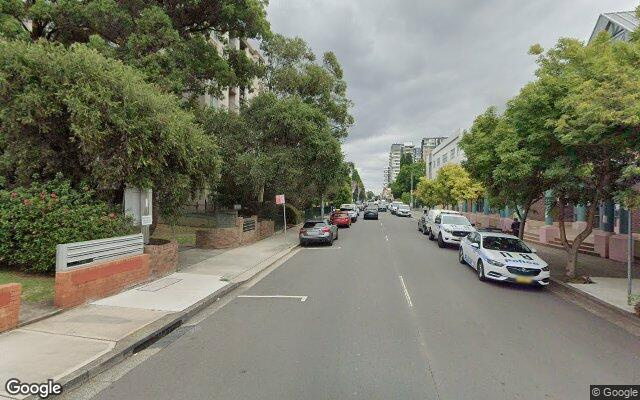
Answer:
xmin=399 ymin=275 xmax=413 ymax=307
xmin=385 ymin=235 xmax=389 ymax=241
xmin=237 ymin=295 xmax=308 ymax=302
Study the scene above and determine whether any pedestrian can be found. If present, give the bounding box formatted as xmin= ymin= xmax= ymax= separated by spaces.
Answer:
xmin=511 ymin=217 xmax=521 ymax=237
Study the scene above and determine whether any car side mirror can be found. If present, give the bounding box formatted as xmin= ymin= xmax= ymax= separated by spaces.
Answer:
xmin=471 ymin=223 xmax=476 ymax=227
xmin=471 ymin=243 xmax=480 ymax=248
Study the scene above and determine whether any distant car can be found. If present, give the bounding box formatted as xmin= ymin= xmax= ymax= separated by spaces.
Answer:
xmin=459 ymin=231 xmax=550 ymax=286
xmin=299 ymin=219 xmax=338 ymax=246
xmin=429 ymin=212 xmax=474 ymax=247
xmin=340 ymin=204 xmax=359 ymax=222
xmin=330 ymin=211 xmax=351 ymax=228
xmin=378 ymin=201 xmax=388 ymax=212
xmin=396 ymin=204 xmax=411 ymax=217
xmin=425 ymin=209 xmax=461 ymax=239
xmin=389 ymin=202 xmax=400 ymax=214
xmin=417 ymin=208 xmax=429 ymax=234
xmin=363 ymin=207 xmax=379 ymax=220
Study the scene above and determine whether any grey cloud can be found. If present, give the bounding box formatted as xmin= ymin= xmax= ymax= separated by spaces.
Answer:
xmin=268 ymin=0 xmax=639 ymax=193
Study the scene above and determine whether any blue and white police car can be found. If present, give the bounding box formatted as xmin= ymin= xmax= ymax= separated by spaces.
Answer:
xmin=459 ymin=230 xmax=550 ymax=286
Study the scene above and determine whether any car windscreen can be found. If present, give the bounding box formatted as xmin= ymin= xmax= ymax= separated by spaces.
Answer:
xmin=441 ymin=215 xmax=470 ymax=225
xmin=398 ymin=205 xmax=409 ymax=210
xmin=334 ymin=212 xmax=349 ymax=217
xmin=303 ymin=222 xmax=326 ymax=228
xmin=482 ymin=236 xmax=531 ymax=253
xmin=340 ymin=205 xmax=354 ymax=210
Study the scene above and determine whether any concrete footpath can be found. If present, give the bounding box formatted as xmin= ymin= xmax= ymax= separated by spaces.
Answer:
xmin=0 ymin=229 xmax=299 ymax=399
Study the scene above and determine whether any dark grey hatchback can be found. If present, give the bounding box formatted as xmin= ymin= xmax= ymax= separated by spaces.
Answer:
xmin=363 ymin=208 xmax=379 ymax=220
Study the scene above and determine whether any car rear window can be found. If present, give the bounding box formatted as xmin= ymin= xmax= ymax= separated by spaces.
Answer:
xmin=303 ymin=222 xmax=326 ymax=228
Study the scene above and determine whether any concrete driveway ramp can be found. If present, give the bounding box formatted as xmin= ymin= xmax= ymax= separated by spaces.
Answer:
xmin=91 ymin=273 xmax=228 ymax=312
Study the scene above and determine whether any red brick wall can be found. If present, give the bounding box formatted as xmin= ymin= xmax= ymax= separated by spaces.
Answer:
xmin=54 ymin=254 xmax=150 ymax=309
xmin=144 ymin=241 xmax=179 ymax=278
xmin=0 ymin=283 xmax=21 ymax=332
xmin=196 ymin=227 xmax=241 ymax=249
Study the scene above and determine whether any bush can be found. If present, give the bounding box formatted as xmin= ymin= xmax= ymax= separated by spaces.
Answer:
xmin=0 ymin=176 xmax=134 ymax=273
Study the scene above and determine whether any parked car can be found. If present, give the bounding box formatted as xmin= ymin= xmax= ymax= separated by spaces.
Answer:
xmin=459 ymin=231 xmax=550 ymax=286
xmin=299 ymin=219 xmax=338 ymax=246
xmin=389 ymin=202 xmax=400 ymax=214
xmin=396 ymin=204 xmax=411 ymax=217
xmin=330 ymin=211 xmax=351 ymax=228
xmin=429 ymin=212 xmax=474 ymax=247
xmin=340 ymin=203 xmax=359 ymax=222
xmin=417 ymin=208 xmax=429 ymax=234
xmin=378 ymin=201 xmax=388 ymax=212
xmin=363 ymin=207 xmax=379 ymax=220
xmin=424 ymin=209 xmax=461 ymax=239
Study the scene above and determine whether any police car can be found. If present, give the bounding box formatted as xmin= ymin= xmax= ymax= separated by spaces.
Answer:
xmin=458 ymin=230 xmax=550 ymax=286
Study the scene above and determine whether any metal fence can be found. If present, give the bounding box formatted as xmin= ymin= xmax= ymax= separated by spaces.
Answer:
xmin=56 ymin=234 xmax=144 ymax=272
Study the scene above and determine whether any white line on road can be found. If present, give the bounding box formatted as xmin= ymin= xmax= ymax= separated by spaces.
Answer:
xmin=385 ymin=235 xmax=389 ymax=241
xmin=237 ymin=295 xmax=308 ymax=302
xmin=399 ymin=276 xmax=413 ymax=307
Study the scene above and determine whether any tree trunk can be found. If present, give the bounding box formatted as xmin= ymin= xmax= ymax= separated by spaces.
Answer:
xmin=564 ymin=196 xmax=598 ymax=278
xmin=518 ymin=200 xmax=533 ymax=239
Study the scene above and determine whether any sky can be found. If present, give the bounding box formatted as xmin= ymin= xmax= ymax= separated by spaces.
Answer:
xmin=267 ymin=0 xmax=638 ymax=194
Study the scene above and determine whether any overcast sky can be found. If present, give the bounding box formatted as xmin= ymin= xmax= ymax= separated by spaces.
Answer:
xmin=267 ymin=0 xmax=638 ymax=193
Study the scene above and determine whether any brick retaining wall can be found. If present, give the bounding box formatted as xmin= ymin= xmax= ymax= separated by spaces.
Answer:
xmin=0 ymin=283 xmax=21 ymax=333
xmin=258 ymin=220 xmax=275 ymax=240
xmin=144 ymin=240 xmax=179 ymax=278
xmin=196 ymin=217 xmax=275 ymax=249
xmin=54 ymin=254 xmax=150 ymax=308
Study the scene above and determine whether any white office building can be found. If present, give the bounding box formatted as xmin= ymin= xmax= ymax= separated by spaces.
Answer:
xmin=426 ymin=130 xmax=466 ymax=179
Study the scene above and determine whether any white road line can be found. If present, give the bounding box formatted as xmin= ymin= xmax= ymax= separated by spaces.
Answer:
xmin=237 ymin=295 xmax=308 ymax=302
xmin=399 ymin=275 xmax=413 ymax=307
xmin=385 ymin=235 xmax=389 ymax=241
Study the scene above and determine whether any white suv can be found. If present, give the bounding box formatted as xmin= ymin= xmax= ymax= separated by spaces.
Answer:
xmin=428 ymin=211 xmax=474 ymax=247
xmin=340 ymin=204 xmax=359 ymax=222
xmin=424 ymin=209 xmax=459 ymax=238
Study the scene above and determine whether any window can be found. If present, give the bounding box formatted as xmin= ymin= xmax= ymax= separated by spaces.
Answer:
xmin=436 ymin=158 xmax=440 ymax=166
xmin=443 ymin=154 xmax=448 ymax=163
xmin=450 ymin=148 xmax=455 ymax=159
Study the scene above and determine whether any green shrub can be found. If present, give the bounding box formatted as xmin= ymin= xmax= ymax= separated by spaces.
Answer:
xmin=0 ymin=176 xmax=134 ymax=274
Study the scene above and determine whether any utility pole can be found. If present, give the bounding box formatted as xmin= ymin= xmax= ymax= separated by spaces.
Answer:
xmin=410 ymin=172 xmax=414 ymax=209
xmin=628 ymin=210 xmax=633 ymax=303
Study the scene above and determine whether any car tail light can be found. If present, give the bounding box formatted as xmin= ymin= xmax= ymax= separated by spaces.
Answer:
xmin=321 ymin=227 xmax=330 ymax=232
xmin=299 ymin=229 xmax=306 ymax=234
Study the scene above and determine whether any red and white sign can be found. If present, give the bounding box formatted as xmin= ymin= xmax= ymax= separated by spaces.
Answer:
xmin=275 ymin=194 xmax=285 ymax=205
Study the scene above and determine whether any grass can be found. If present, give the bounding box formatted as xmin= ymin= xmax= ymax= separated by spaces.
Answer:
xmin=0 ymin=270 xmax=55 ymax=303
xmin=152 ymin=223 xmax=214 ymax=246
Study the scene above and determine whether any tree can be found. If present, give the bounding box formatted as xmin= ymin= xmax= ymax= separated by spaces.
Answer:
xmin=332 ymin=183 xmax=352 ymax=206
xmin=261 ymin=34 xmax=354 ymax=139
xmin=0 ymin=40 xmax=219 ymax=220
xmin=351 ymin=167 xmax=365 ymax=202
xmin=0 ymin=0 xmax=271 ymax=99
xmin=391 ymin=161 xmax=425 ymax=199
xmin=415 ymin=177 xmax=439 ymax=208
xmin=366 ymin=191 xmax=375 ymax=201
xmin=400 ymin=153 xmax=413 ymax=167
xmin=433 ymin=165 xmax=483 ymax=208
xmin=531 ymin=34 xmax=640 ymax=277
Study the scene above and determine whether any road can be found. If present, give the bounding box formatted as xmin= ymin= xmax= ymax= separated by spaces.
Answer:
xmin=77 ymin=212 xmax=640 ymax=400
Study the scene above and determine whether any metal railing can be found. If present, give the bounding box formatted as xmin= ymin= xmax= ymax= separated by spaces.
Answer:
xmin=56 ymin=234 xmax=144 ymax=272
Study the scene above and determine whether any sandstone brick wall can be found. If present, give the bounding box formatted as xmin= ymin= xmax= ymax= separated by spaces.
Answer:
xmin=258 ymin=220 xmax=275 ymax=240
xmin=54 ymin=254 xmax=150 ymax=309
xmin=0 ymin=283 xmax=21 ymax=333
xmin=144 ymin=240 xmax=179 ymax=278
xmin=240 ymin=216 xmax=258 ymax=246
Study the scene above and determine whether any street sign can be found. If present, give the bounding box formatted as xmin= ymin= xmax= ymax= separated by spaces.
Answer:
xmin=233 ymin=204 xmax=242 ymax=210
xmin=275 ymin=194 xmax=285 ymax=205
xmin=141 ymin=215 xmax=152 ymax=226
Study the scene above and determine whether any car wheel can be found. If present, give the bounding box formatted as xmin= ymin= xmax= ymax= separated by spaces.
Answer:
xmin=477 ymin=260 xmax=486 ymax=281
xmin=437 ymin=233 xmax=445 ymax=248
xmin=418 ymin=223 xmax=422 ymax=232
xmin=458 ymin=247 xmax=466 ymax=264
xmin=428 ymin=230 xmax=434 ymax=241
xmin=335 ymin=231 xmax=339 ymax=241
xmin=328 ymin=238 xmax=333 ymax=246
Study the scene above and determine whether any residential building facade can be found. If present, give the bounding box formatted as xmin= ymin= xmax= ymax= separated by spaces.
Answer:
xmin=426 ymin=130 xmax=465 ymax=179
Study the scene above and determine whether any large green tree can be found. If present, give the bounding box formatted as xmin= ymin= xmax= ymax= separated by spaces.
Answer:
xmin=0 ymin=40 xmax=219 ymax=219
xmin=261 ymin=34 xmax=354 ymax=139
xmin=0 ymin=0 xmax=270 ymax=99
xmin=391 ymin=161 xmax=425 ymax=199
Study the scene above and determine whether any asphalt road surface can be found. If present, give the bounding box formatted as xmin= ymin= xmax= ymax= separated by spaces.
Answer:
xmin=83 ymin=212 xmax=640 ymax=400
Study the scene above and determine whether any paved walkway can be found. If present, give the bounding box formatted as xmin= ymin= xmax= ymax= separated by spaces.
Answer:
xmin=0 ymin=229 xmax=299 ymax=399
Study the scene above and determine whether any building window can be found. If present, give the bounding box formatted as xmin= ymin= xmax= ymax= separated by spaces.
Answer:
xmin=443 ymin=154 xmax=448 ymax=163
xmin=436 ymin=158 xmax=440 ymax=166
xmin=450 ymin=148 xmax=455 ymax=159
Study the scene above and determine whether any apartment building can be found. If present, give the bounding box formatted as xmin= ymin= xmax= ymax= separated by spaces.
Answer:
xmin=197 ymin=34 xmax=266 ymax=113
xmin=426 ymin=130 xmax=466 ymax=179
